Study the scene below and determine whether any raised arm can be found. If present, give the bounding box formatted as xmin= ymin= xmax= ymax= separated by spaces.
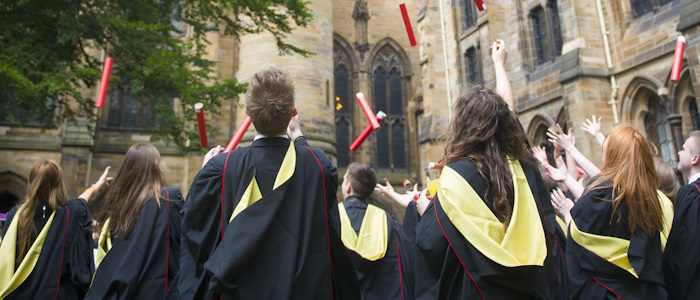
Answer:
xmin=548 ymin=124 xmax=601 ymax=177
xmin=79 ymin=166 xmax=112 ymax=202
xmin=582 ymin=115 xmax=605 ymax=147
xmin=492 ymin=39 xmax=514 ymax=111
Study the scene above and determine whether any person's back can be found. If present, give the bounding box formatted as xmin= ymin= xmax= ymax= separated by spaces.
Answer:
xmin=413 ymin=83 xmax=559 ymax=299
xmin=663 ymin=131 xmax=700 ymax=299
xmin=332 ymin=163 xmax=414 ymax=300
xmin=180 ymin=67 xmax=359 ymax=299
xmin=86 ymin=144 xmax=183 ymax=299
xmin=567 ymin=125 xmax=671 ymax=299
xmin=0 ymin=160 xmax=94 ymax=299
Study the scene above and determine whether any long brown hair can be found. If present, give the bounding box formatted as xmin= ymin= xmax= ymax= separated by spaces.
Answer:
xmin=441 ymin=85 xmax=533 ymax=227
xmin=96 ymin=143 xmax=164 ymax=238
xmin=588 ymin=125 xmax=664 ymax=236
xmin=16 ymin=160 xmax=68 ymax=267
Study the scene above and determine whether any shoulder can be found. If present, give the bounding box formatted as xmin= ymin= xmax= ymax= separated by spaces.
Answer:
xmin=163 ymin=188 xmax=183 ymax=202
xmin=66 ymin=198 xmax=90 ymax=216
xmin=445 ymin=159 xmax=484 ymax=184
xmin=676 ymin=183 xmax=700 ymax=207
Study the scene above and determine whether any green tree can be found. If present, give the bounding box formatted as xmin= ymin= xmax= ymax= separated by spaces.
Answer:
xmin=0 ymin=0 xmax=312 ymax=152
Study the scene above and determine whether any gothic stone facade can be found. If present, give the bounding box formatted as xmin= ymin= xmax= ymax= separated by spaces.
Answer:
xmin=2 ymin=0 xmax=700 ymax=215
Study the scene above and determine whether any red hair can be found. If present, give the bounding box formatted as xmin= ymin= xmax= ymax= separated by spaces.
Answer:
xmin=589 ymin=125 xmax=663 ymax=236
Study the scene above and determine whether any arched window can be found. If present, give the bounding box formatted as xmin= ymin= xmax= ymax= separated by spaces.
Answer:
xmin=547 ymin=0 xmax=563 ymax=57
xmin=335 ymin=65 xmax=352 ymax=167
xmin=333 ymin=44 xmax=354 ymax=168
xmin=372 ymin=48 xmax=407 ymax=171
xmin=690 ymin=98 xmax=700 ymax=131
xmin=105 ymin=75 xmax=168 ymax=129
xmin=645 ymin=95 xmax=674 ymax=161
xmin=461 ymin=0 xmax=478 ymax=30
xmin=530 ymin=2 xmax=563 ymax=66
xmin=531 ymin=7 xmax=550 ymax=65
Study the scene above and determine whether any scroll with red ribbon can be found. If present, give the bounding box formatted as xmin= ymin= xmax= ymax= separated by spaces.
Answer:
xmin=194 ymin=103 xmax=208 ymax=148
xmin=671 ymin=36 xmax=686 ymax=82
xmin=356 ymin=93 xmax=380 ymax=130
xmin=350 ymin=111 xmax=386 ymax=152
xmin=95 ymin=57 xmax=113 ymax=108
xmin=224 ymin=116 xmax=251 ymax=153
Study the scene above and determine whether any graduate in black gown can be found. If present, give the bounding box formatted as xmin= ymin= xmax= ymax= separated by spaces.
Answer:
xmin=330 ymin=163 xmax=414 ymax=300
xmin=0 ymin=160 xmax=105 ymax=299
xmin=86 ymin=143 xmax=183 ymax=299
xmin=411 ymin=40 xmax=560 ymax=299
xmin=664 ymin=131 xmax=700 ymax=299
xmin=548 ymin=125 xmax=672 ymax=299
xmin=179 ymin=67 xmax=359 ymax=299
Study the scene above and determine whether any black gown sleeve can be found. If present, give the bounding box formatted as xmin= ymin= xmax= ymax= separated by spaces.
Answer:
xmin=178 ymin=153 xmax=226 ymax=299
xmin=67 ymin=199 xmax=95 ymax=296
xmin=295 ymin=137 xmax=339 ymax=210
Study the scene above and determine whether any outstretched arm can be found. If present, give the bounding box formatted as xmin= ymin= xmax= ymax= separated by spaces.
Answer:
xmin=492 ymin=39 xmax=514 ymax=111
xmin=79 ymin=166 xmax=112 ymax=202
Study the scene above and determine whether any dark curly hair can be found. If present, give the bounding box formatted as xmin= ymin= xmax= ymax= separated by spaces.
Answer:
xmin=441 ymin=85 xmax=533 ymax=227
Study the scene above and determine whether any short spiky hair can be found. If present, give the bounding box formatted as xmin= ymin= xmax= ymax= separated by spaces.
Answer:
xmin=246 ymin=67 xmax=295 ymax=136
xmin=346 ymin=162 xmax=378 ymax=200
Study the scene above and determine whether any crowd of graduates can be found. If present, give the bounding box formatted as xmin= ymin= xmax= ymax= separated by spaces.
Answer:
xmin=1 ymin=40 xmax=699 ymax=299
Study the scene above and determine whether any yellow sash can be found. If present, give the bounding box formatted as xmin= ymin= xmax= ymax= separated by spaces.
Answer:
xmin=437 ymin=157 xmax=547 ymax=267
xmin=570 ymin=191 xmax=673 ymax=278
xmin=0 ymin=207 xmax=56 ymax=298
xmin=230 ymin=142 xmax=296 ymax=222
xmin=95 ymin=217 xmax=112 ymax=269
xmin=556 ymin=216 xmax=568 ymax=238
xmin=337 ymin=203 xmax=388 ymax=261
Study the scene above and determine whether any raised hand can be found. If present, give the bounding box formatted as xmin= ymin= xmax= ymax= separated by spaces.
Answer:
xmin=543 ymin=161 xmax=568 ymax=183
xmin=202 ymin=145 xmax=224 ymax=169
xmin=550 ymin=188 xmax=574 ymax=225
xmin=532 ymin=146 xmax=548 ymax=165
xmin=491 ymin=39 xmax=508 ymax=66
xmin=582 ymin=115 xmax=605 ymax=146
xmin=374 ymin=178 xmax=396 ymax=196
xmin=547 ymin=124 xmax=575 ymax=150
xmin=581 ymin=115 xmax=601 ymax=137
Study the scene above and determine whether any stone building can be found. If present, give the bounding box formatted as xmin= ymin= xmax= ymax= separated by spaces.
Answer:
xmin=1 ymin=0 xmax=700 ymax=214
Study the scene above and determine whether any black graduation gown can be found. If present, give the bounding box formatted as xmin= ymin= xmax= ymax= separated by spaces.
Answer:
xmin=412 ymin=159 xmax=560 ymax=299
xmin=179 ymin=137 xmax=359 ymax=299
xmin=1 ymin=198 xmax=94 ymax=299
xmin=567 ymin=183 xmax=668 ymax=299
xmin=85 ymin=188 xmax=183 ymax=300
xmin=553 ymin=209 xmax=570 ymax=299
xmin=330 ymin=197 xmax=415 ymax=300
xmin=663 ymin=178 xmax=700 ymax=299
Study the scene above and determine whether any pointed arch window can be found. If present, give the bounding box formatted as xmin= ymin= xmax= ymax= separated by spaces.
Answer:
xmin=333 ymin=46 xmax=354 ymax=167
xmin=690 ymin=98 xmax=700 ymax=131
xmin=645 ymin=95 xmax=675 ymax=162
xmin=372 ymin=48 xmax=407 ymax=171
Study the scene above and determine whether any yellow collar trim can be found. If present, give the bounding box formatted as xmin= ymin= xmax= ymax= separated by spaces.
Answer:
xmin=230 ymin=142 xmax=296 ymax=222
xmin=0 ymin=207 xmax=56 ymax=298
xmin=437 ymin=157 xmax=547 ymax=267
xmin=570 ymin=190 xmax=674 ymax=279
xmin=338 ymin=203 xmax=388 ymax=261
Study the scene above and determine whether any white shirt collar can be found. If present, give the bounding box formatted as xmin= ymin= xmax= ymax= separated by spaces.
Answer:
xmin=688 ymin=172 xmax=700 ymax=185
xmin=253 ymin=134 xmax=289 ymax=141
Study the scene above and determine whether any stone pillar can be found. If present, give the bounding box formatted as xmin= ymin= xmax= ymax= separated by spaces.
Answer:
xmin=234 ymin=0 xmax=335 ymax=157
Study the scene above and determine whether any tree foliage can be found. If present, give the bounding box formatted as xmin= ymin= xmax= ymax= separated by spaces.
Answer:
xmin=0 ymin=0 xmax=313 ymax=152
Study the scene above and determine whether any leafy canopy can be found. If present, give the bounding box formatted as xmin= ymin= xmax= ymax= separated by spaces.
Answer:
xmin=0 ymin=0 xmax=313 ymax=152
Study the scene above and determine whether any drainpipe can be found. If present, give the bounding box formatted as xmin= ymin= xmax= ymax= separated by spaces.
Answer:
xmin=438 ymin=0 xmax=453 ymax=121
xmin=595 ymin=0 xmax=620 ymax=124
